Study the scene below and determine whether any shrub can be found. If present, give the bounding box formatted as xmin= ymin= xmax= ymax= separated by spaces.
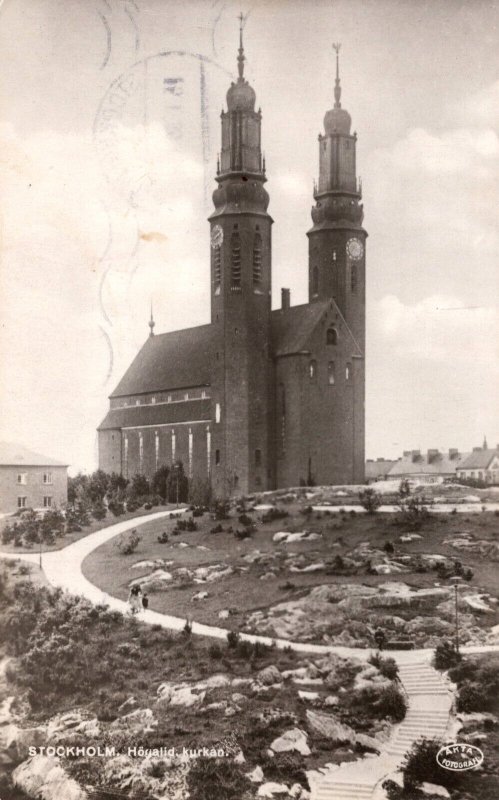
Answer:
xmin=227 ymin=630 xmax=240 ymax=649
xmin=209 ymin=524 xmax=223 ymax=534
xmin=234 ymin=526 xmax=254 ymax=540
xmin=261 ymin=507 xmax=288 ymax=523
xmin=211 ymin=499 xmax=230 ymax=520
xmin=208 ymin=643 xmax=222 ymax=659
xmin=457 ymin=682 xmax=483 ymax=712
xmin=157 ymin=531 xmax=169 ymax=544
xmin=151 ymin=465 xmax=170 ymax=501
xmin=187 ymin=757 xmax=250 ymax=800
xmin=114 ymin=529 xmax=141 ymax=555
xmin=91 ymin=500 xmax=107 ymax=521
xmin=401 ymin=737 xmax=461 ymax=790
xmin=369 ymin=652 xmax=399 ymax=681
xmin=396 ymin=495 xmax=433 ymax=531
xmin=238 ymin=513 xmax=253 ymax=526
xmin=188 ymin=477 xmax=212 ymax=508
xmin=433 ymin=639 xmax=461 ymax=671
xmin=375 ymin=684 xmax=407 ymax=722
xmin=182 ymin=618 xmax=192 ymax=637
xmin=383 ymin=541 xmax=394 ymax=554
xmin=359 ymin=488 xmax=382 ymax=514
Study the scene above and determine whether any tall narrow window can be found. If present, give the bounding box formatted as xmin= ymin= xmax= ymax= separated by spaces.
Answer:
xmin=255 ymin=448 xmax=262 ymax=467
xmin=351 ymin=264 xmax=358 ymax=293
xmin=17 ymin=473 xmax=27 ymax=485
xmin=215 ymin=448 xmax=221 ymax=466
xmin=155 ymin=431 xmax=160 ymax=470
xmin=326 ymin=327 xmax=338 ymax=345
xmin=43 ymin=496 xmax=52 ymax=508
xmin=213 ymin=246 xmax=221 ymax=293
xmin=231 ymin=232 xmax=241 ymax=289
xmin=312 ymin=266 xmax=319 ymax=296
xmin=123 ymin=435 xmax=129 ymax=478
xmin=206 ymin=427 xmax=211 ymax=474
xmin=309 ymin=360 xmax=317 ymax=381
xmin=280 ymin=384 xmax=286 ymax=457
xmin=17 ymin=497 xmax=27 ymax=509
xmin=215 ymin=403 xmax=221 ymax=423
xmin=188 ymin=428 xmax=193 ymax=477
xmin=328 ymin=361 xmax=335 ymax=385
xmin=139 ymin=432 xmax=144 ymax=473
xmin=171 ymin=430 xmax=176 ymax=462
xmin=346 ymin=363 xmax=352 ymax=381
xmin=252 ymin=232 xmax=262 ymax=286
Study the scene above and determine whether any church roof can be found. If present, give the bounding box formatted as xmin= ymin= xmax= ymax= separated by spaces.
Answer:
xmin=98 ymin=399 xmax=211 ymax=431
xmin=271 ymin=299 xmax=362 ymax=357
xmin=110 ymin=324 xmax=213 ymax=398
xmin=0 ymin=442 xmax=68 ymax=467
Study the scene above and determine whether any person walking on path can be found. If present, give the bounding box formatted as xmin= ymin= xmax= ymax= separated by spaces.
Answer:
xmin=128 ymin=584 xmax=142 ymax=615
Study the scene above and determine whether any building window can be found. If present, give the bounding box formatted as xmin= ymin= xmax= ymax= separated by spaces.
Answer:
xmin=351 ymin=264 xmax=358 ymax=293
xmin=184 ymin=392 xmax=189 ymax=401
xmin=43 ymin=472 xmax=53 ymax=484
xmin=172 ymin=430 xmax=176 ymax=462
xmin=139 ymin=432 xmax=144 ymax=473
xmin=17 ymin=473 xmax=27 ymax=485
xmin=328 ymin=361 xmax=335 ymax=385
xmin=43 ymin=496 xmax=52 ymax=508
xmin=167 ymin=395 xmax=172 ymax=403
xmin=151 ymin=396 xmax=156 ymax=404
xmin=326 ymin=327 xmax=338 ymax=345
xmin=123 ymin=435 xmax=129 ymax=478
xmin=333 ymin=250 xmax=337 ymax=261
xmin=17 ymin=497 xmax=27 ymax=509
xmin=309 ymin=360 xmax=317 ymax=381
xmin=345 ymin=362 xmax=352 ymax=381
xmin=135 ymin=399 xmax=140 ymax=405
xmin=213 ymin=246 xmax=221 ymax=293
xmin=206 ymin=427 xmax=211 ymax=474
xmin=255 ymin=448 xmax=262 ymax=467
xmin=201 ymin=390 xmax=207 ymax=399
xmin=155 ymin=431 xmax=160 ymax=470
xmin=252 ymin=232 xmax=262 ymax=286
xmin=312 ymin=266 xmax=319 ymax=296
xmin=231 ymin=232 xmax=241 ymax=289
xmin=188 ymin=428 xmax=193 ymax=478
xmin=215 ymin=449 xmax=221 ymax=466
xmin=215 ymin=403 xmax=221 ymax=423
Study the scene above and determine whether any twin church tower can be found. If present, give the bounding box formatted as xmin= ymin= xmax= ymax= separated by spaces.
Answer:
xmin=98 ymin=31 xmax=367 ymax=495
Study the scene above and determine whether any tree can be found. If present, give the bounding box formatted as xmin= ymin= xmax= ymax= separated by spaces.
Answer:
xmin=127 ymin=473 xmax=150 ymax=501
xmin=87 ymin=470 xmax=110 ymax=504
xmin=188 ymin=476 xmax=212 ymax=507
xmin=151 ymin=465 xmax=170 ymax=501
xmin=359 ymin=488 xmax=382 ymax=514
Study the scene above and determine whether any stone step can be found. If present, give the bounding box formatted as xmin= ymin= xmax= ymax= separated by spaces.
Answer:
xmin=315 ymin=783 xmax=374 ymax=799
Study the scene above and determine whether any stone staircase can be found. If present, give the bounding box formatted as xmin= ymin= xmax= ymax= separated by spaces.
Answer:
xmin=311 ymin=660 xmax=453 ymax=800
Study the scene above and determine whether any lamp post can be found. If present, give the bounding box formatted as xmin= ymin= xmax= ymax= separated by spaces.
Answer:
xmin=449 ymin=576 xmax=462 ymax=655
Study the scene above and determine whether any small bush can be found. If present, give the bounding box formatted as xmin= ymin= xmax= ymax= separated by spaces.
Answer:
xmin=433 ymin=639 xmax=461 ymax=671
xmin=208 ymin=642 xmax=222 ymax=659
xmin=187 ymin=757 xmax=250 ymax=800
xmin=359 ymin=488 xmax=382 ymax=514
xmin=227 ymin=630 xmax=240 ymax=649
xmin=114 ymin=529 xmax=141 ymax=555
xmin=369 ymin=652 xmax=399 ymax=681
xmin=234 ymin=527 xmax=253 ymax=540
xmin=383 ymin=541 xmax=394 ymax=554
xmin=212 ymin=499 xmax=230 ymax=520
xmin=261 ymin=507 xmax=288 ymax=523
xmin=457 ymin=682 xmax=484 ymax=712
xmin=157 ymin=530 xmax=169 ymax=544
xmin=402 ymin=737 xmax=461 ymax=790
xmin=238 ymin=513 xmax=253 ymax=526
xmin=375 ymin=684 xmax=407 ymax=722
xmin=182 ymin=619 xmax=192 ymax=637
xmin=210 ymin=524 xmax=223 ymax=534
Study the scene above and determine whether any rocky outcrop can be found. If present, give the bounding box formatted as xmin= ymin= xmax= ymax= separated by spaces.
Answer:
xmin=306 ymin=710 xmax=380 ymax=752
xmin=12 ymin=754 xmax=88 ymax=800
xmin=270 ymin=728 xmax=310 ymax=756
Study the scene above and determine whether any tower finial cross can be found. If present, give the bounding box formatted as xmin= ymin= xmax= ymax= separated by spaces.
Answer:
xmin=237 ymin=11 xmax=246 ymax=80
xmin=332 ymin=42 xmax=342 ymax=108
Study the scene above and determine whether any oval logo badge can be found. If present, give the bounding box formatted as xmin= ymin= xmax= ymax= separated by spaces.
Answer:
xmin=437 ymin=743 xmax=484 ymax=771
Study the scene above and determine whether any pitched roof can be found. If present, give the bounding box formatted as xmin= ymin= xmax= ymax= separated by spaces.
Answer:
xmin=459 ymin=449 xmax=499 ymax=470
xmin=98 ymin=399 xmax=212 ymax=431
xmin=271 ymin=299 xmax=362 ymax=357
xmin=110 ymin=324 xmax=213 ymax=398
xmin=365 ymin=460 xmax=397 ymax=480
xmin=0 ymin=442 xmax=68 ymax=467
xmin=387 ymin=452 xmax=466 ymax=477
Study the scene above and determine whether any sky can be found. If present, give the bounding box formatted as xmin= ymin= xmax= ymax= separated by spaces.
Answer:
xmin=0 ymin=0 xmax=498 ymax=473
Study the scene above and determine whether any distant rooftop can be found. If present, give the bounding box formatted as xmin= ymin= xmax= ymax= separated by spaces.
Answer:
xmin=0 ymin=442 xmax=68 ymax=467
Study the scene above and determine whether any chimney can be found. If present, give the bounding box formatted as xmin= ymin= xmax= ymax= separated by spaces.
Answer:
xmin=411 ymin=449 xmax=421 ymax=462
xmin=427 ymin=448 xmax=439 ymax=464
xmin=448 ymin=448 xmax=459 ymax=460
xmin=281 ymin=288 xmax=290 ymax=310
xmin=473 ymin=446 xmax=482 ymax=452
xmin=403 ymin=450 xmax=411 ymax=457
xmin=377 ymin=457 xmax=385 ymax=462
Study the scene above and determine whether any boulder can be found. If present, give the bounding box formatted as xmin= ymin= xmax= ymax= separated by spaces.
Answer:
xmin=119 ymin=708 xmax=157 ymax=731
xmin=420 ymin=782 xmax=450 ymax=798
xmin=270 ymin=728 xmax=310 ymax=756
xmin=298 ymin=691 xmax=320 ymax=702
xmin=306 ymin=710 xmax=355 ymax=745
xmin=258 ymin=782 xmax=290 ymax=797
xmin=12 ymin=754 xmax=88 ymax=800
xmin=118 ymin=696 xmax=139 ymax=715
xmin=192 ymin=591 xmax=209 ymax=601
xmin=258 ymin=665 xmax=282 ymax=685
xmin=157 ymin=683 xmax=206 ymax=709
xmin=247 ymin=765 xmax=265 ymax=783
xmin=1 ymin=724 xmax=47 ymax=764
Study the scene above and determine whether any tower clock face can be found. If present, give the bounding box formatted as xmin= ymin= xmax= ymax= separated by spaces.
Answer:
xmin=346 ymin=238 xmax=364 ymax=260
xmin=211 ymin=224 xmax=224 ymax=248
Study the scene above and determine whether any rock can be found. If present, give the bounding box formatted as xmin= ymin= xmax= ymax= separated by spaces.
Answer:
xmin=463 ymin=594 xmax=493 ymax=613
xmin=258 ymin=665 xmax=282 ymax=685
xmin=232 ymin=692 xmax=248 ymax=704
xmin=218 ymin=609 xmax=230 ymax=619
xmin=234 ymin=749 xmax=246 ymax=763
xmin=247 ymin=765 xmax=265 ymax=783
xmin=202 ymin=673 xmax=231 ymax=689
xmin=324 ymin=695 xmax=339 ymax=707
xmin=12 ymin=754 xmax=88 ymax=800
xmin=118 ymin=696 xmax=138 ymax=715
xmin=289 ymin=562 xmax=325 ymax=573
xmin=260 ymin=572 xmax=276 ymax=580
xmin=270 ymin=728 xmax=311 ymax=756
xmin=420 ymin=782 xmax=450 ymax=798
xmin=225 ymin=707 xmax=237 ymax=717
xmin=305 ymin=709 xmax=379 ymax=751
xmin=298 ymin=691 xmax=320 ymax=702
xmin=192 ymin=591 xmax=209 ymax=601
xmin=457 ymin=711 xmax=497 ymax=730
xmin=119 ymin=708 xmax=157 ymax=731
xmin=273 ymin=532 xmax=321 ymax=544
xmin=356 ymin=733 xmax=381 ymax=751
xmin=258 ymin=782 xmax=290 ymax=797
xmin=0 ymin=696 xmax=16 ymax=725
xmin=157 ymin=683 xmax=206 ymax=708
xmin=1 ymin=724 xmax=47 ymax=763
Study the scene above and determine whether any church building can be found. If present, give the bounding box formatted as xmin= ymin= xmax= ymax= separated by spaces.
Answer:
xmin=98 ymin=31 xmax=367 ymax=496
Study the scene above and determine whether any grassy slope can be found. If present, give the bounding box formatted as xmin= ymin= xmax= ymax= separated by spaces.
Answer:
xmin=82 ymin=507 xmax=499 ymax=630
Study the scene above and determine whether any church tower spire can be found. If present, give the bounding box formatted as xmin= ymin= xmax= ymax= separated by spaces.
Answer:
xmin=333 ymin=42 xmax=342 ymax=108
xmin=208 ymin=21 xmax=273 ymax=497
xmin=148 ymin=302 xmax=155 ymax=337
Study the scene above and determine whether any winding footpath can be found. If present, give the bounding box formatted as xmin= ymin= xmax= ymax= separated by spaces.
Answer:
xmin=1 ymin=510 xmax=498 ymax=800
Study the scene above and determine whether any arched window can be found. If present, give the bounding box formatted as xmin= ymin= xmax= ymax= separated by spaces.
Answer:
xmin=213 ymin=246 xmax=221 ymax=293
xmin=351 ymin=264 xmax=357 ymax=293
xmin=326 ymin=327 xmax=338 ymax=345
xmin=252 ymin=232 xmax=262 ymax=286
xmin=312 ymin=266 xmax=319 ymax=296
xmin=309 ymin=360 xmax=317 ymax=381
xmin=345 ymin=362 xmax=352 ymax=381
xmin=231 ymin=233 xmax=241 ymax=289
xmin=328 ymin=362 xmax=335 ymax=385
